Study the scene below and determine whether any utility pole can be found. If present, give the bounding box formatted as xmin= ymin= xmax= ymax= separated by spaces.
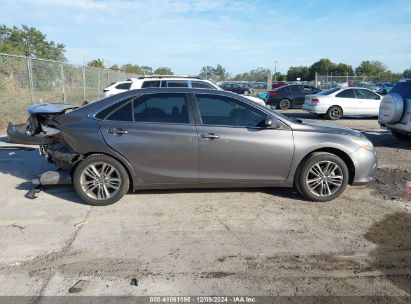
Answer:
xmin=274 ymin=60 xmax=278 ymax=82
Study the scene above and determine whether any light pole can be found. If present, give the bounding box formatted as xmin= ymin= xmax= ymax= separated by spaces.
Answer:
xmin=274 ymin=60 xmax=278 ymax=82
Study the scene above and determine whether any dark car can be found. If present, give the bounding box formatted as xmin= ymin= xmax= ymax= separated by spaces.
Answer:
xmin=8 ymin=88 xmax=377 ymax=206
xmin=266 ymin=84 xmax=321 ymax=109
xmin=221 ymin=83 xmax=254 ymax=95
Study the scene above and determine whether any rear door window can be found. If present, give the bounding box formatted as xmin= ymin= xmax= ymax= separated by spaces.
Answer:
xmin=133 ymin=93 xmax=189 ymax=124
xmin=141 ymin=80 xmax=161 ymax=88
xmin=290 ymin=85 xmax=301 ymax=93
xmin=166 ymin=80 xmax=189 ymax=88
xmin=115 ymin=82 xmax=131 ymax=90
xmin=278 ymin=86 xmax=291 ymax=94
xmin=336 ymin=89 xmax=356 ymax=99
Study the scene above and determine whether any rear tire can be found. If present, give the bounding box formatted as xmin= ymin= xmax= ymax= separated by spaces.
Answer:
xmin=391 ymin=130 xmax=411 ymax=140
xmin=279 ymin=99 xmax=291 ymax=110
xmin=73 ymin=154 xmax=129 ymax=206
xmin=243 ymin=90 xmax=250 ymax=96
xmin=327 ymin=106 xmax=343 ymax=120
xmin=295 ymin=152 xmax=349 ymax=202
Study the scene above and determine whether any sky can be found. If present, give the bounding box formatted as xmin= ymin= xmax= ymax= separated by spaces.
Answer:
xmin=1 ymin=0 xmax=411 ymax=75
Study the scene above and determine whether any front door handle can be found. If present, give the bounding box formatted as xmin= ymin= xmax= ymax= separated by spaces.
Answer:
xmin=107 ymin=128 xmax=128 ymax=135
xmin=201 ymin=133 xmax=219 ymax=139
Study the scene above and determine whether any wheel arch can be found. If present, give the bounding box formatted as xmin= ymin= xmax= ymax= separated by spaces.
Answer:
xmin=279 ymin=98 xmax=292 ymax=109
xmin=294 ymin=147 xmax=355 ymax=185
xmin=328 ymin=105 xmax=343 ymax=113
xmin=71 ymin=152 xmax=135 ymax=192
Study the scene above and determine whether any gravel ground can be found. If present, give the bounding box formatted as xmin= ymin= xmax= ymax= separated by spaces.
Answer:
xmin=0 ymin=110 xmax=410 ymax=296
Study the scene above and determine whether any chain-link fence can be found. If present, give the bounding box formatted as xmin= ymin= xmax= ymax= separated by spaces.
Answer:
xmin=0 ymin=52 xmax=140 ymax=129
xmin=315 ymin=73 xmax=403 ymax=90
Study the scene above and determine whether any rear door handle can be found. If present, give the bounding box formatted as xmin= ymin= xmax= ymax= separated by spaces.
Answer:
xmin=107 ymin=128 xmax=128 ymax=135
xmin=201 ymin=133 xmax=219 ymax=139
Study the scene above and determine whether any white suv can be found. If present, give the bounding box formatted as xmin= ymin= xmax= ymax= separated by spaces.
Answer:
xmin=103 ymin=76 xmax=220 ymax=97
xmin=103 ymin=75 xmax=266 ymax=106
xmin=378 ymin=79 xmax=411 ymax=140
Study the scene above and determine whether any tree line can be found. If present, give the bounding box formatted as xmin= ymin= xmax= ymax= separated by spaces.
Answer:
xmin=1 ymin=25 xmax=411 ymax=81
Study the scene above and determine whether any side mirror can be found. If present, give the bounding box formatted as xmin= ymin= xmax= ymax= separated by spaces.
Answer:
xmin=265 ymin=116 xmax=282 ymax=129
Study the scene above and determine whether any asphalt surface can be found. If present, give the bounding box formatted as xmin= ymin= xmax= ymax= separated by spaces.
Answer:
xmin=0 ymin=110 xmax=410 ymax=296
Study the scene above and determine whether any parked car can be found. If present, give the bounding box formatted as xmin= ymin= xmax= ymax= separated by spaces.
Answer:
xmin=241 ymin=95 xmax=266 ymax=107
xmin=378 ymin=79 xmax=411 ymax=139
xmin=252 ymin=82 xmax=266 ymax=89
xmin=103 ymin=76 xmax=220 ymax=97
xmin=272 ymin=81 xmax=288 ymax=89
xmin=257 ymin=91 xmax=268 ymax=101
xmin=266 ymin=84 xmax=321 ymax=110
xmin=103 ymin=81 xmax=132 ymax=97
xmin=103 ymin=76 xmax=263 ymax=106
xmin=220 ymin=83 xmax=254 ymax=95
xmin=302 ymin=87 xmax=382 ymax=120
xmin=376 ymin=83 xmax=394 ymax=95
xmin=8 ymin=88 xmax=377 ymax=205
xmin=358 ymin=82 xmax=379 ymax=92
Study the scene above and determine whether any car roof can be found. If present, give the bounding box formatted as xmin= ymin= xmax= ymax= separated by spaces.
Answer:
xmin=127 ymin=76 xmax=204 ymax=81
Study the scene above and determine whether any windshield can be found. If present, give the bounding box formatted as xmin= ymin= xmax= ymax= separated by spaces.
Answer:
xmin=317 ymin=87 xmax=340 ymax=95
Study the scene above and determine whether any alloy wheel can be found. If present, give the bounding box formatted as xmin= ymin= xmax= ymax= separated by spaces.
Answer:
xmin=279 ymin=99 xmax=290 ymax=109
xmin=330 ymin=107 xmax=341 ymax=119
xmin=305 ymin=161 xmax=343 ymax=197
xmin=80 ymin=162 xmax=121 ymax=200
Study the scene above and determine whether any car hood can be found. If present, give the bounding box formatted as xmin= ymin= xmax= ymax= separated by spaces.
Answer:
xmin=291 ymin=119 xmax=363 ymax=137
xmin=28 ymin=103 xmax=78 ymax=115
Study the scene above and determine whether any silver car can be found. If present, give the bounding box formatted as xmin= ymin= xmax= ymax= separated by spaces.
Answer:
xmin=15 ymin=88 xmax=377 ymax=205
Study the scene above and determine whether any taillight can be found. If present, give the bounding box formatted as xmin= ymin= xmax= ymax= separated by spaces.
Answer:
xmin=269 ymin=91 xmax=277 ymax=97
xmin=311 ymin=98 xmax=320 ymax=103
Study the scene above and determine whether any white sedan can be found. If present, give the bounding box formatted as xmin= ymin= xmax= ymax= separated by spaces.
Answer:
xmin=302 ymin=87 xmax=382 ymax=120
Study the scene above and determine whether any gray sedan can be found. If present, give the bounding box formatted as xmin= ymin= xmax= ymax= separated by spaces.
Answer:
xmin=23 ymin=88 xmax=377 ymax=205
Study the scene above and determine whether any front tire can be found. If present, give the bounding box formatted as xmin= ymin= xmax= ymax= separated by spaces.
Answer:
xmin=243 ymin=90 xmax=250 ymax=96
xmin=295 ymin=152 xmax=349 ymax=202
xmin=327 ymin=106 xmax=343 ymax=120
xmin=73 ymin=154 xmax=129 ymax=206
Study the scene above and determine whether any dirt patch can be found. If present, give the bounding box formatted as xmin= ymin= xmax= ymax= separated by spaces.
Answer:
xmin=200 ymin=271 xmax=235 ymax=279
xmin=368 ymin=168 xmax=410 ymax=201
xmin=365 ymin=212 xmax=411 ymax=294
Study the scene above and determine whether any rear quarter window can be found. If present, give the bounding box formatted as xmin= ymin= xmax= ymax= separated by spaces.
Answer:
xmin=115 ymin=82 xmax=131 ymax=90
xmin=192 ymin=81 xmax=215 ymax=89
